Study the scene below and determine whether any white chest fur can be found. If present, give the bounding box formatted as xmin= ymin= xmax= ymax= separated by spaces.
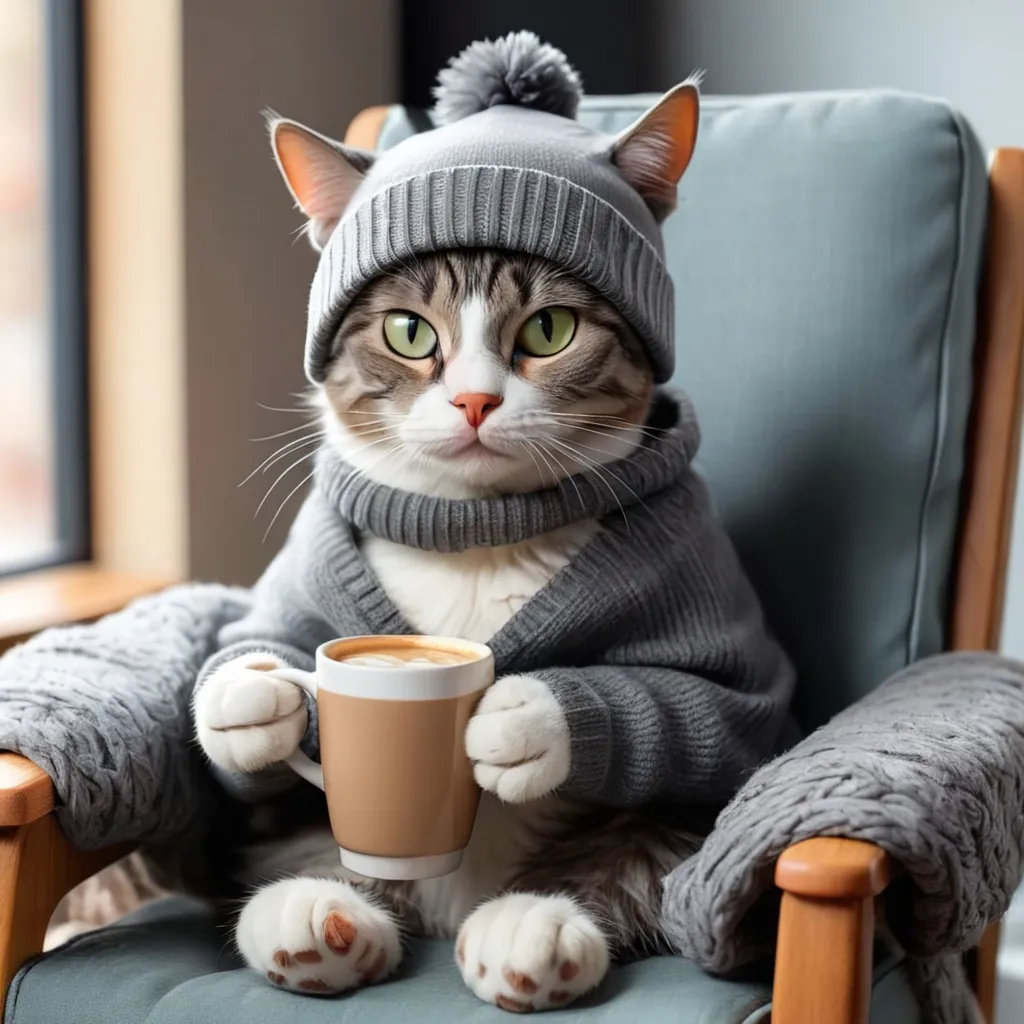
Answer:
xmin=356 ymin=521 xmax=598 ymax=934
xmin=360 ymin=521 xmax=598 ymax=644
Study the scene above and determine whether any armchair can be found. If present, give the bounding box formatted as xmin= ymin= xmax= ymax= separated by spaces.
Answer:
xmin=2 ymin=94 xmax=1023 ymax=1024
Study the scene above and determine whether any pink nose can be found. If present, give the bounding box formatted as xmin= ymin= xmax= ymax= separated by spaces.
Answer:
xmin=451 ymin=392 xmax=503 ymax=428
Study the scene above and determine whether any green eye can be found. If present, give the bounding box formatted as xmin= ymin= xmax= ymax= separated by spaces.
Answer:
xmin=516 ymin=307 xmax=577 ymax=357
xmin=383 ymin=310 xmax=438 ymax=359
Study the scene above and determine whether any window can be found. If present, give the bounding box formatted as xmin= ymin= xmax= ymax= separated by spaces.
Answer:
xmin=0 ymin=0 xmax=87 ymax=575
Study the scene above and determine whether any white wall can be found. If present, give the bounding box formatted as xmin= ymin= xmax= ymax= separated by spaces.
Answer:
xmin=654 ymin=0 xmax=1024 ymax=654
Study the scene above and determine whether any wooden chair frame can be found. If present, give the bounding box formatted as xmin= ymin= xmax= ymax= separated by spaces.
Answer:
xmin=1 ymin=106 xmax=1023 ymax=1024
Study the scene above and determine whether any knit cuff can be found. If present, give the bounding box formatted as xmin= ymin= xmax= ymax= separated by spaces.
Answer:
xmin=536 ymin=669 xmax=613 ymax=801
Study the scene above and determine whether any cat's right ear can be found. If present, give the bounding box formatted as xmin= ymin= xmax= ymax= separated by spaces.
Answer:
xmin=267 ymin=113 xmax=375 ymax=250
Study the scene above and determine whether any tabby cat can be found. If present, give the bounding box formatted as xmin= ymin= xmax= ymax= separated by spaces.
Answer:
xmin=195 ymin=44 xmax=719 ymax=1015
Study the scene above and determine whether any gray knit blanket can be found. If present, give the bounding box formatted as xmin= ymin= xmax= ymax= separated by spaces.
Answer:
xmin=0 ymin=584 xmax=250 ymax=847
xmin=662 ymin=651 xmax=1024 ymax=1022
xmin=2 ymin=587 xmax=1022 ymax=1023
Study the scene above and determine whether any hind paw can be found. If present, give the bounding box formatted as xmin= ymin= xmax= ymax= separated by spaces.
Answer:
xmin=237 ymin=877 xmax=400 ymax=995
xmin=456 ymin=893 xmax=608 ymax=1012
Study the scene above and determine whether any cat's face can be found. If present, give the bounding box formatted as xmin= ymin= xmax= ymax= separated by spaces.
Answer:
xmin=318 ymin=251 xmax=654 ymax=497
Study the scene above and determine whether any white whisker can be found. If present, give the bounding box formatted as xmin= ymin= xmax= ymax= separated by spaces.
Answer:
xmin=541 ymin=412 xmax=670 ymax=442
xmin=262 ymin=469 xmax=316 ymax=541
xmin=529 ymin=440 xmax=575 ymax=511
xmin=547 ymin=430 xmax=668 ymax=467
xmin=561 ymin=424 xmax=669 ymax=461
xmin=516 ymin=440 xmax=546 ymax=489
xmin=251 ymin=420 xmax=320 ymax=442
xmin=523 ymin=438 xmax=559 ymax=490
xmin=546 ymin=437 xmax=633 ymax=533
xmin=239 ymin=433 xmax=324 ymax=487
xmin=334 ymin=442 xmax=406 ymax=505
xmin=254 ymin=449 xmax=319 ymax=519
xmin=342 ymin=410 xmax=409 ymax=419
xmin=534 ymin=439 xmax=585 ymax=511
xmin=348 ymin=423 xmax=402 ymax=437
xmin=256 ymin=431 xmax=401 ymax=530
xmin=257 ymin=402 xmax=314 ymax=415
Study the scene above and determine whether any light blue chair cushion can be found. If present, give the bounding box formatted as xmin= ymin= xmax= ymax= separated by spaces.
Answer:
xmin=5 ymin=899 xmax=920 ymax=1024
xmin=382 ymin=92 xmax=989 ymax=729
xmin=9 ymin=92 xmax=987 ymax=1022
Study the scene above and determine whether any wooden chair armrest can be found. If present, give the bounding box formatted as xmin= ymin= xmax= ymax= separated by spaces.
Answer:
xmin=0 ymin=753 xmax=55 ymax=826
xmin=1 ymin=813 xmax=133 ymax=1010
xmin=344 ymin=105 xmax=391 ymax=149
xmin=776 ymin=836 xmax=893 ymax=898
xmin=772 ymin=838 xmax=893 ymax=1024
xmin=0 ymin=754 xmax=134 ymax=1009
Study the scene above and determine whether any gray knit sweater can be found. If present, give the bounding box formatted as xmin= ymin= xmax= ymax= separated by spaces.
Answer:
xmin=197 ymin=392 xmax=798 ymax=806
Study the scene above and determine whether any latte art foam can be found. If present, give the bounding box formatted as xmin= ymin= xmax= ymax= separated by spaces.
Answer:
xmin=339 ymin=652 xmax=467 ymax=668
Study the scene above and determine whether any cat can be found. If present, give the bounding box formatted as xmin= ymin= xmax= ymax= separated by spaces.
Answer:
xmin=196 ymin=248 xmax=704 ymax=1011
xmin=193 ymin=50 xmax=728 ymax=1013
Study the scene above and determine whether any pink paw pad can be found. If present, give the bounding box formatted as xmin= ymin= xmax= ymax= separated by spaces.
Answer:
xmin=297 ymin=978 xmax=333 ymax=993
xmin=496 ymin=994 xmax=535 ymax=1013
xmin=323 ymin=911 xmax=357 ymax=954
xmin=503 ymin=969 xmax=539 ymax=995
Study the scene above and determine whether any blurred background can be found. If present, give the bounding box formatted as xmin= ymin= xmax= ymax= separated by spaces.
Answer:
xmin=6 ymin=0 xmax=1024 ymax=591
xmin=2 ymin=0 xmax=1024 ymax=1013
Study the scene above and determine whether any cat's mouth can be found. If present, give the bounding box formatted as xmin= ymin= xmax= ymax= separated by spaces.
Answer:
xmin=445 ymin=436 xmax=511 ymax=461
xmin=409 ymin=432 xmax=513 ymax=463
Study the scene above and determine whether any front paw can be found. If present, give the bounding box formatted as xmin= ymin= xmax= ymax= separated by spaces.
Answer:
xmin=465 ymin=675 xmax=570 ymax=803
xmin=194 ymin=653 xmax=307 ymax=773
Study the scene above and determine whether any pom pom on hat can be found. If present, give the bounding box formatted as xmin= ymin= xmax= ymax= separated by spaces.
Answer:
xmin=433 ymin=31 xmax=583 ymax=125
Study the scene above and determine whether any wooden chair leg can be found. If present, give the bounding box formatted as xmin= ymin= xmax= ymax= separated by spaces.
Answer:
xmin=772 ymin=890 xmax=876 ymax=1024
xmin=0 ymin=815 xmax=129 ymax=1008
xmin=972 ymin=921 xmax=1001 ymax=1023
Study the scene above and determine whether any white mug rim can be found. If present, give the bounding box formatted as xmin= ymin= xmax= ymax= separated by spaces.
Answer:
xmin=312 ymin=635 xmax=494 ymax=701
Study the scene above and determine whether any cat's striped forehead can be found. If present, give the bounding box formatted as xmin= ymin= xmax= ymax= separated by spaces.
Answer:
xmin=337 ymin=250 xmax=643 ymax=364
xmin=403 ymin=250 xmax=540 ymax=310
xmin=325 ymin=249 xmax=651 ymax=415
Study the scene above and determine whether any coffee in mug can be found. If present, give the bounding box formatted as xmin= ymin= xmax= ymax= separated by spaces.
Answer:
xmin=272 ymin=636 xmax=493 ymax=881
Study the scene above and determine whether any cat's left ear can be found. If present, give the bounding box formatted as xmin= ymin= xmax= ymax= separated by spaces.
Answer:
xmin=268 ymin=114 xmax=375 ymax=250
xmin=610 ymin=77 xmax=700 ymax=222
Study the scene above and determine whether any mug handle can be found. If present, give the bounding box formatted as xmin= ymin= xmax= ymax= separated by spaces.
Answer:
xmin=270 ymin=667 xmax=324 ymax=791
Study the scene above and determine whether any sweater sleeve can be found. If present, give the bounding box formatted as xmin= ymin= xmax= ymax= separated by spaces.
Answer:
xmin=193 ymin=500 xmax=336 ymax=801
xmin=538 ymin=659 xmax=798 ymax=806
xmin=534 ymin=470 xmax=800 ymax=808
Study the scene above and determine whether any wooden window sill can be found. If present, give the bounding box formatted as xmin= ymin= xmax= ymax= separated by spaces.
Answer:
xmin=0 ymin=564 xmax=170 ymax=652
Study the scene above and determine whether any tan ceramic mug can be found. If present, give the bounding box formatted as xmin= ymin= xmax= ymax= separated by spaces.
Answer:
xmin=273 ymin=635 xmax=494 ymax=881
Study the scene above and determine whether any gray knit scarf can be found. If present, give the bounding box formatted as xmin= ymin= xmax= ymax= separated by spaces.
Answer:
xmin=318 ymin=391 xmax=700 ymax=552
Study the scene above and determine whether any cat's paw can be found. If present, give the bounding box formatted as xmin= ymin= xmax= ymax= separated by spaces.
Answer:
xmin=465 ymin=675 xmax=570 ymax=803
xmin=194 ymin=653 xmax=307 ymax=773
xmin=456 ymin=894 xmax=608 ymax=1012
xmin=237 ymin=877 xmax=401 ymax=995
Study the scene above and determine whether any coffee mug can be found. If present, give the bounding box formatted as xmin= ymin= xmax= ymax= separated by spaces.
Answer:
xmin=272 ymin=635 xmax=494 ymax=881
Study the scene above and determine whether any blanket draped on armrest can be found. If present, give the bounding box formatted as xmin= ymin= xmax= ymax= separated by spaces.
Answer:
xmin=0 ymin=584 xmax=251 ymax=849
xmin=662 ymin=651 xmax=1024 ymax=1024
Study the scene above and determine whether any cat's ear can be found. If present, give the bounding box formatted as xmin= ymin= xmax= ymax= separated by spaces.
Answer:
xmin=610 ymin=77 xmax=701 ymax=222
xmin=267 ymin=113 xmax=375 ymax=250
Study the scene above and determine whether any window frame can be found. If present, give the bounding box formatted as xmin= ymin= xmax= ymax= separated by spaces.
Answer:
xmin=0 ymin=0 xmax=90 ymax=579
xmin=45 ymin=0 xmax=90 ymax=571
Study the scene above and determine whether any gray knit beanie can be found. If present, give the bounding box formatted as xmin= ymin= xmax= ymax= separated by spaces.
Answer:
xmin=281 ymin=32 xmax=700 ymax=385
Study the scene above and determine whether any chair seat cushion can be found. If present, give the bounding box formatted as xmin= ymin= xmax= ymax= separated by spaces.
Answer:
xmin=6 ymin=899 xmax=919 ymax=1024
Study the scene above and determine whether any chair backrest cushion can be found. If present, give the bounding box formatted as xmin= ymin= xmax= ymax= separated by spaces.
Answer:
xmin=375 ymin=91 xmax=988 ymax=728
